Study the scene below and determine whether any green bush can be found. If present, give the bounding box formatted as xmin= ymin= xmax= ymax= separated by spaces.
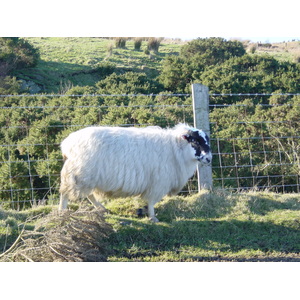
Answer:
xmin=0 ymin=38 xmax=40 ymax=76
xmin=147 ymin=37 xmax=162 ymax=53
xmin=0 ymin=76 xmax=21 ymax=94
xmin=114 ymin=37 xmax=127 ymax=49
xmin=134 ymin=38 xmax=143 ymax=51
xmin=200 ymin=55 xmax=300 ymax=103
xmin=159 ymin=37 xmax=246 ymax=93
xmin=91 ymin=62 xmax=116 ymax=77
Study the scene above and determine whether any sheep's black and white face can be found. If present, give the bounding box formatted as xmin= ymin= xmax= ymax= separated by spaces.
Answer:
xmin=183 ymin=129 xmax=212 ymax=164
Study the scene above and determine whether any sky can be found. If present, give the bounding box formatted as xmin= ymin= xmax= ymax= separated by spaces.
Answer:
xmin=1 ymin=1 xmax=299 ymax=41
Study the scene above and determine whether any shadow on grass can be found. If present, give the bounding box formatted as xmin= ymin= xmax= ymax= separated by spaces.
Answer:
xmin=107 ymin=191 xmax=300 ymax=261
xmin=153 ymin=191 xmax=300 ymax=222
xmin=245 ymin=193 xmax=300 ymax=215
xmin=109 ymin=217 xmax=300 ymax=261
xmin=14 ymin=60 xmax=114 ymax=92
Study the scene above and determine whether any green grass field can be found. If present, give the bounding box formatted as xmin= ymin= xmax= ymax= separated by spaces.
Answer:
xmin=1 ymin=190 xmax=299 ymax=262
xmin=15 ymin=37 xmax=182 ymax=93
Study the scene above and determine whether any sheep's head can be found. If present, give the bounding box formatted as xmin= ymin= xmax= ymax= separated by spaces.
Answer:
xmin=183 ymin=129 xmax=212 ymax=164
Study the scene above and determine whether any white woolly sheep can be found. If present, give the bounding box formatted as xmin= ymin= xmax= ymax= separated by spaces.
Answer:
xmin=59 ymin=123 xmax=212 ymax=222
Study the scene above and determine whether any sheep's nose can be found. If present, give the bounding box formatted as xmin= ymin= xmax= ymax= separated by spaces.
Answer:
xmin=206 ymin=158 xmax=211 ymax=163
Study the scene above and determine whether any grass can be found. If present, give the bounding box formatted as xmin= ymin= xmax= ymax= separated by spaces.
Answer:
xmin=0 ymin=205 xmax=54 ymax=255
xmin=1 ymin=190 xmax=299 ymax=261
xmin=14 ymin=37 xmax=182 ymax=93
xmin=248 ymin=40 xmax=300 ymax=63
xmin=105 ymin=190 xmax=300 ymax=261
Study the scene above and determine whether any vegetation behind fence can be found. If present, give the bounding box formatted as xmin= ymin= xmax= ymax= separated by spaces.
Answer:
xmin=1 ymin=90 xmax=300 ymax=209
xmin=1 ymin=37 xmax=300 ymax=209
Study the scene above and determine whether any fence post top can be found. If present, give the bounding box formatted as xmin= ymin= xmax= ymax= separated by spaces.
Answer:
xmin=191 ymin=83 xmax=209 ymax=90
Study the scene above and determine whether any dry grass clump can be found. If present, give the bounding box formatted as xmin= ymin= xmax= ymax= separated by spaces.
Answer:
xmin=0 ymin=209 xmax=113 ymax=262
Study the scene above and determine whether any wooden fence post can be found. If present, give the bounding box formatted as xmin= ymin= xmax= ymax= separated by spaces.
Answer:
xmin=192 ymin=83 xmax=213 ymax=191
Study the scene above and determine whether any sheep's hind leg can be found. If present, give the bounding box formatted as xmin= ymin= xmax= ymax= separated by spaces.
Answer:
xmin=87 ymin=194 xmax=107 ymax=211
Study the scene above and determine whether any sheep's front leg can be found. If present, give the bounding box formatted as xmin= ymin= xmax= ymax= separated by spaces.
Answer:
xmin=59 ymin=194 xmax=68 ymax=211
xmin=147 ymin=203 xmax=159 ymax=223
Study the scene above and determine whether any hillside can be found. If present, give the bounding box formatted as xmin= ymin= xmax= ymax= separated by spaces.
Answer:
xmin=14 ymin=37 xmax=184 ymax=93
xmin=11 ymin=37 xmax=300 ymax=94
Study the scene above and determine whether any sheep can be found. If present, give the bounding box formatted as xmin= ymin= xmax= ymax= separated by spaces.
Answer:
xmin=59 ymin=123 xmax=212 ymax=222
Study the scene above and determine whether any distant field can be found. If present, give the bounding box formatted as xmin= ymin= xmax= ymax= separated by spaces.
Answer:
xmin=12 ymin=37 xmax=300 ymax=93
xmin=247 ymin=40 xmax=300 ymax=62
xmin=15 ymin=37 xmax=183 ymax=92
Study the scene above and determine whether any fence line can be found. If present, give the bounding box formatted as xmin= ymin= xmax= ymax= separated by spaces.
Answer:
xmin=1 ymin=89 xmax=300 ymax=208
xmin=1 ymin=92 xmax=300 ymax=98
xmin=0 ymin=104 xmax=192 ymax=110
xmin=0 ymin=93 xmax=191 ymax=98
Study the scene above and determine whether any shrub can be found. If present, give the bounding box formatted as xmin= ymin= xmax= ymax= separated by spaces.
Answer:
xmin=147 ymin=37 xmax=163 ymax=53
xmin=159 ymin=37 xmax=246 ymax=92
xmin=114 ymin=37 xmax=127 ymax=49
xmin=0 ymin=38 xmax=40 ymax=76
xmin=106 ymin=42 xmax=113 ymax=57
xmin=134 ymin=38 xmax=143 ymax=51
xmin=249 ymin=44 xmax=257 ymax=54
xmin=92 ymin=62 xmax=116 ymax=76
xmin=0 ymin=76 xmax=21 ymax=94
xmin=294 ymin=53 xmax=300 ymax=63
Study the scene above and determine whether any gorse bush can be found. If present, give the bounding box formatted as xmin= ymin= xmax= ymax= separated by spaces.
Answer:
xmin=0 ymin=37 xmax=40 ymax=76
xmin=180 ymin=37 xmax=246 ymax=62
xmin=159 ymin=37 xmax=246 ymax=93
xmin=0 ymin=76 xmax=21 ymax=94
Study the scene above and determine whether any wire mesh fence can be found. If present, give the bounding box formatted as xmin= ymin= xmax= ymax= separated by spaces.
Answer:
xmin=1 ymin=92 xmax=299 ymax=209
xmin=210 ymin=93 xmax=300 ymax=193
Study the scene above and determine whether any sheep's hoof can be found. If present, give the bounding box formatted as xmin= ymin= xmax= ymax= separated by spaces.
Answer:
xmin=137 ymin=208 xmax=144 ymax=218
xmin=136 ymin=206 xmax=148 ymax=218
xmin=149 ymin=216 xmax=159 ymax=223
